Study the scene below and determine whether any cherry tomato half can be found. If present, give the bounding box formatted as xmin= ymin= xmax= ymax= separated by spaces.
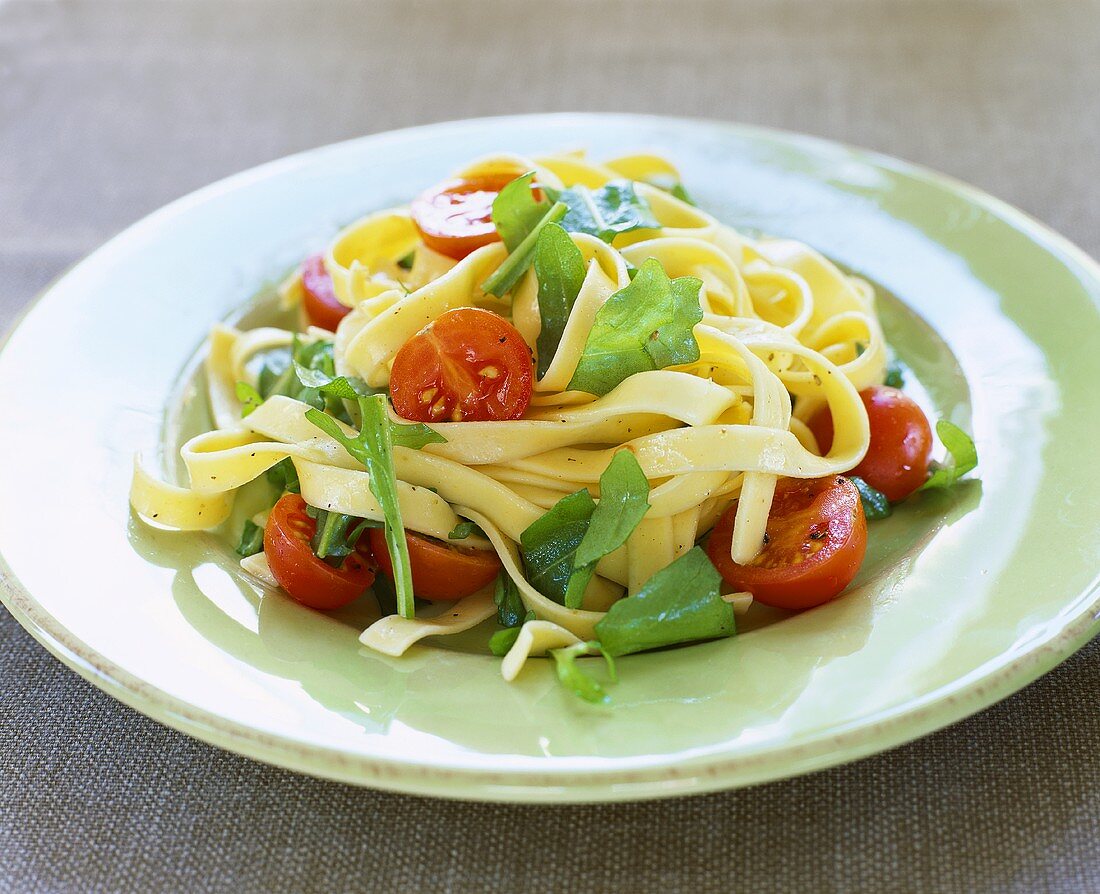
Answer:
xmin=706 ymin=476 xmax=867 ymax=610
xmin=301 ymin=253 xmax=350 ymax=332
xmin=410 ymin=174 xmax=525 ymax=261
xmin=264 ymin=494 xmax=375 ymax=610
xmin=808 ymin=385 xmax=933 ymax=502
xmin=389 ymin=307 xmax=533 ymax=422
xmin=368 ymin=528 xmax=502 ymax=601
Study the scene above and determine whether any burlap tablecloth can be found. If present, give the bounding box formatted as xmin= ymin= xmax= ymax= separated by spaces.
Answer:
xmin=2 ymin=2 xmax=1098 ymax=891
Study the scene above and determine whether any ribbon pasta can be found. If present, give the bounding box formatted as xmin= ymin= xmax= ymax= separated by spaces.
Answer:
xmin=130 ymin=149 xmax=881 ymax=657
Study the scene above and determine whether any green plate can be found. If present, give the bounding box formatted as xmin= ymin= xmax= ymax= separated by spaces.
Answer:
xmin=1 ymin=115 xmax=1098 ymax=802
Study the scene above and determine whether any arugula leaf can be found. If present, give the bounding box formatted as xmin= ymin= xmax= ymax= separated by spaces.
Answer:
xmin=669 ymin=182 xmax=694 ymax=205
xmin=921 ymin=420 xmax=978 ymax=490
xmin=567 ymin=258 xmax=703 ymax=396
xmin=533 ymin=222 xmax=587 ymax=378
xmin=306 ymin=395 xmax=416 ymax=618
xmin=388 ymin=419 xmax=447 ymax=450
xmin=266 ymin=457 xmax=300 ymax=494
xmin=488 ymin=608 xmax=535 ymax=657
xmin=234 ymin=519 xmax=264 ymax=557
xmin=372 ymin=572 xmax=398 ymax=617
xmin=595 ymin=548 xmax=734 ymax=657
xmin=885 ymin=359 xmax=905 ymax=388
xmin=489 ymin=627 xmax=522 ymax=657
xmin=257 ymin=349 xmax=291 ymax=398
xmin=309 ymin=509 xmax=355 ymax=560
xmin=849 ymin=476 xmax=892 ymax=520
xmin=448 ymin=521 xmax=484 ymax=541
xmin=293 ymin=361 xmax=374 ymax=400
xmin=494 ymin=574 xmax=526 ymax=628
xmin=551 ymin=641 xmax=618 ymax=704
xmin=643 ymin=175 xmax=696 ymax=206
xmin=481 ymin=201 xmax=568 ymax=298
xmin=258 ymin=337 xmax=335 ymax=411
xmin=396 ymin=250 xmax=415 ymax=271
xmin=236 ymin=382 xmax=264 ymax=417
xmin=563 ymin=450 xmax=650 ymax=609
xmin=491 ymin=172 xmax=551 ymax=252
xmin=545 ymin=180 xmax=659 ymax=243
xmin=519 ymin=489 xmax=596 ymax=604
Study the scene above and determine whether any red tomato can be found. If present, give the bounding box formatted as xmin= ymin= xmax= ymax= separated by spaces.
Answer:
xmin=410 ymin=174 xmax=522 ymax=261
xmin=368 ymin=528 xmax=502 ymax=601
xmin=301 ymin=253 xmax=350 ymax=332
xmin=389 ymin=307 xmax=533 ymax=422
xmin=706 ymin=476 xmax=867 ymax=610
xmin=264 ymin=494 xmax=375 ymax=610
xmin=808 ymin=385 xmax=933 ymax=502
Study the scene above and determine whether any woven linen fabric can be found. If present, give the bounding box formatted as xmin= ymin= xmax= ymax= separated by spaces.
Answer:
xmin=2 ymin=2 xmax=1098 ymax=891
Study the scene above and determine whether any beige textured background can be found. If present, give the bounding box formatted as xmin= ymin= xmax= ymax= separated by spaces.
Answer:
xmin=2 ymin=2 xmax=1098 ymax=891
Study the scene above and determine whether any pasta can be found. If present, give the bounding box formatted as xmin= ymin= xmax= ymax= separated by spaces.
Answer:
xmin=131 ymin=148 xmax=950 ymax=703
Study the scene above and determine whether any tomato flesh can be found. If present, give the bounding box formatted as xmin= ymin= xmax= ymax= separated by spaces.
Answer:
xmin=301 ymin=253 xmax=350 ymax=332
xmin=706 ymin=476 xmax=867 ymax=610
xmin=264 ymin=494 xmax=375 ymax=610
xmin=411 ymin=174 xmax=519 ymax=261
xmin=369 ymin=528 xmax=502 ymax=601
xmin=809 ymin=385 xmax=933 ymax=502
xmin=389 ymin=307 xmax=533 ymax=422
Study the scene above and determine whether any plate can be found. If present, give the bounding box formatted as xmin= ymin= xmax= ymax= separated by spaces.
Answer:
xmin=1 ymin=114 xmax=1098 ymax=803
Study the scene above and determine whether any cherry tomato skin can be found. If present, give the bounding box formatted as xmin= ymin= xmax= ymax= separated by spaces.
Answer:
xmin=389 ymin=307 xmax=533 ymax=423
xmin=706 ymin=476 xmax=867 ymax=610
xmin=300 ymin=253 xmax=350 ymax=332
xmin=368 ymin=528 xmax=502 ymax=601
xmin=808 ymin=385 xmax=933 ymax=502
xmin=410 ymin=174 xmax=519 ymax=261
xmin=264 ymin=494 xmax=375 ymax=610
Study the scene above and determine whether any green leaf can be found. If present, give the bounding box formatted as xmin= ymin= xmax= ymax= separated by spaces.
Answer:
xmin=372 ymin=573 xmax=398 ymax=617
xmin=546 ymin=180 xmax=659 ymax=243
xmin=567 ymin=258 xmax=703 ymax=396
xmin=448 ymin=521 xmax=484 ymax=541
xmin=519 ymin=489 xmax=596 ymax=604
xmin=849 ymin=476 xmax=892 ymax=520
xmin=306 ymin=509 xmax=377 ymax=562
xmin=551 ymin=641 xmax=617 ymax=704
xmin=388 ymin=418 xmax=447 ymax=450
xmin=293 ymin=361 xmax=374 ymax=400
xmin=643 ymin=175 xmax=696 ymax=207
xmin=489 ymin=626 xmax=522 ymax=657
xmin=265 ymin=458 xmax=300 ymax=494
xmin=481 ymin=201 xmax=568 ymax=298
xmin=491 ymin=172 xmax=551 ymax=252
xmin=595 ymin=548 xmax=734 ymax=657
xmin=493 ymin=574 xmax=526 ymax=628
xmin=306 ymin=395 xmax=416 ymax=618
xmin=669 ymin=182 xmax=694 ymax=206
xmin=533 ymin=222 xmax=587 ymax=379
xmin=884 ymin=359 xmax=905 ymax=388
xmin=236 ymin=381 xmax=264 ymax=417
xmin=563 ymin=450 xmax=650 ymax=609
xmin=396 ymin=250 xmax=415 ymax=271
xmin=234 ymin=519 xmax=264 ymax=557
xmin=921 ymin=420 xmax=978 ymax=490
xmin=258 ymin=337 xmax=335 ymax=411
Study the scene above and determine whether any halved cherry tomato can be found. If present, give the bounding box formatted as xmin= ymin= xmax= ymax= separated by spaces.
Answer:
xmin=706 ymin=476 xmax=867 ymax=610
xmin=368 ymin=528 xmax=502 ymax=601
xmin=389 ymin=307 xmax=533 ymax=422
xmin=410 ymin=174 xmax=522 ymax=261
xmin=808 ymin=385 xmax=933 ymax=502
xmin=300 ymin=253 xmax=350 ymax=332
xmin=264 ymin=494 xmax=375 ymax=610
